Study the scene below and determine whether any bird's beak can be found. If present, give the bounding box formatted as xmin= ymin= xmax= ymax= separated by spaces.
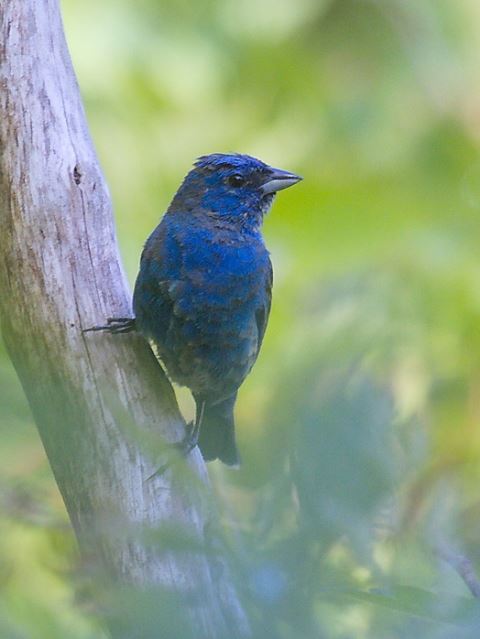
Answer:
xmin=260 ymin=167 xmax=303 ymax=195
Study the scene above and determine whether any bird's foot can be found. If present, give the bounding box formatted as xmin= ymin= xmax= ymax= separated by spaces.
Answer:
xmin=146 ymin=422 xmax=199 ymax=480
xmin=83 ymin=317 xmax=136 ymax=334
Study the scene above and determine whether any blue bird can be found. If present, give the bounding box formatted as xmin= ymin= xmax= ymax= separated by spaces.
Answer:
xmin=88 ymin=153 xmax=301 ymax=466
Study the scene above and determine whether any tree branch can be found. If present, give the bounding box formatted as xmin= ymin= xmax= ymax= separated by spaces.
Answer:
xmin=0 ymin=1 xmax=249 ymax=636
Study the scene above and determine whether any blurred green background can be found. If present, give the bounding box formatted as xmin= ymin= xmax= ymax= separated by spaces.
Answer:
xmin=3 ymin=0 xmax=480 ymax=637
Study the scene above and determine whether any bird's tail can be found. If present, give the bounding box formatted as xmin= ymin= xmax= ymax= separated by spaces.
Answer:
xmin=197 ymin=393 xmax=239 ymax=466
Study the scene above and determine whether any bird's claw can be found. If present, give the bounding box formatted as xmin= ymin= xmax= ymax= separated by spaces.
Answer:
xmin=146 ymin=422 xmax=199 ymax=480
xmin=83 ymin=317 xmax=136 ymax=334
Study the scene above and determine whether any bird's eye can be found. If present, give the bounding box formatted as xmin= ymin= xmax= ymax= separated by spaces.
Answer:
xmin=228 ymin=174 xmax=245 ymax=188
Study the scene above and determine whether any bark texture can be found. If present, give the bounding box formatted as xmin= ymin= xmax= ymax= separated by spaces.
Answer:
xmin=0 ymin=2 xmax=249 ymax=637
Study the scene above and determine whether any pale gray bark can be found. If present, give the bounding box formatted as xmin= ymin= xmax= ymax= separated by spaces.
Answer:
xmin=0 ymin=1 xmax=249 ymax=637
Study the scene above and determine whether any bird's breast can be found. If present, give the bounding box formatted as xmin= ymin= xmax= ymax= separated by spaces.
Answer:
xmin=137 ymin=218 xmax=270 ymax=398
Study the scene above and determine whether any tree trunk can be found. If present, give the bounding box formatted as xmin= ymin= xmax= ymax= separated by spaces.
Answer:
xmin=0 ymin=1 xmax=249 ymax=637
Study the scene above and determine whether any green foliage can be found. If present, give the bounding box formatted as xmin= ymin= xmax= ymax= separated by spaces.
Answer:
xmin=3 ymin=0 xmax=480 ymax=636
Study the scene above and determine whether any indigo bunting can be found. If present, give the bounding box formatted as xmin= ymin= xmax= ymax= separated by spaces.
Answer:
xmin=88 ymin=154 xmax=301 ymax=466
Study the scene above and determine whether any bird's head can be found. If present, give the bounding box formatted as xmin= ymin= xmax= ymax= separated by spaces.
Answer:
xmin=168 ymin=153 xmax=302 ymax=232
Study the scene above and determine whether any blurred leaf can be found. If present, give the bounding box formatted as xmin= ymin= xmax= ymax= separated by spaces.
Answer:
xmin=325 ymin=584 xmax=480 ymax=627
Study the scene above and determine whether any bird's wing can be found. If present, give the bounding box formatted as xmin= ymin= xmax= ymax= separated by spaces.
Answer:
xmin=132 ymin=226 xmax=184 ymax=346
xmin=254 ymin=257 xmax=273 ymax=357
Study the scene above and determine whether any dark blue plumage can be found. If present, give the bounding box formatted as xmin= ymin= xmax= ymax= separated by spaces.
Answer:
xmin=88 ymin=153 xmax=301 ymax=466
